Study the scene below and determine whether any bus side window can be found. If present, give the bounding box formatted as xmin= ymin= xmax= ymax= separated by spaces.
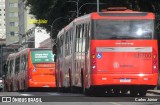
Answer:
xmin=85 ymin=22 xmax=90 ymax=52
xmin=53 ymin=54 xmax=56 ymax=62
xmin=56 ymin=38 xmax=59 ymax=59
xmin=21 ymin=54 xmax=27 ymax=71
xmin=79 ymin=24 xmax=83 ymax=53
xmin=10 ymin=60 xmax=13 ymax=75
xmin=70 ymin=29 xmax=73 ymax=54
xmin=76 ymin=25 xmax=81 ymax=52
xmin=82 ymin=24 xmax=86 ymax=53
xmin=3 ymin=63 xmax=8 ymax=76
xmin=60 ymin=35 xmax=64 ymax=58
xmin=7 ymin=61 xmax=10 ymax=76
xmin=15 ymin=57 xmax=20 ymax=74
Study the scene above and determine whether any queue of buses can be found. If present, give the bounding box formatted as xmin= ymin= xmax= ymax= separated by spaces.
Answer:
xmin=3 ymin=8 xmax=159 ymax=96
xmin=3 ymin=48 xmax=56 ymax=91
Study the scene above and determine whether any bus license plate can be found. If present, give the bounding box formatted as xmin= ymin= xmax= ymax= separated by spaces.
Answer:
xmin=120 ymin=78 xmax=131 ymax=82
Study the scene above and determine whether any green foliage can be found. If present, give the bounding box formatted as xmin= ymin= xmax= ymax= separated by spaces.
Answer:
xmin=24 ymin=0 xmax=160 ymax=38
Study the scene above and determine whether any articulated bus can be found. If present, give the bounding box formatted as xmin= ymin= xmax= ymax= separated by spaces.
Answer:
xmin=4 ymin=48 xmax=56 ymax=91
xmin=56 ymin=8 xmax=158 ymax=96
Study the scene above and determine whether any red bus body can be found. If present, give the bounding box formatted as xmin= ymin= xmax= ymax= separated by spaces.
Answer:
xmin=4 ymin=48 xmax=56 ymax=91
xmin=56 ymin=9 xmax=158 ymax=96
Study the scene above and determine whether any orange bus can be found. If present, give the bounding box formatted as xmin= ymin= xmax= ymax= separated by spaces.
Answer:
xmin=56 ymin=8 xmax=158 ymax=96
xmin=4 ymin=48 xmax=56 ymax=91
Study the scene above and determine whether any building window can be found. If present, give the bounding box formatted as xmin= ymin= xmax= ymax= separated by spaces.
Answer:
xmin=9 ymin=12 xmax=18 ymax=17
xmin=10 ymin=22 xmax=15 ymax=26
xmin=15 ymin=22 xmax=18 ymax=26
xmin=9 ymin=3 xmax=17 ymax=7
xmin=0 ymin=4 xmax=5 ymax=7
xmin=10 ymin=32 xmax=15 ymax=36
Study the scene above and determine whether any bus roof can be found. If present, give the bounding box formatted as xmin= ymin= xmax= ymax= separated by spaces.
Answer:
xmin=57 ymin=9 xmax=155 ymax=38
xmin=91 ymin=11 xmax=155 ymax=20
xmin=57 ymin=28 xmax=65 ymax=39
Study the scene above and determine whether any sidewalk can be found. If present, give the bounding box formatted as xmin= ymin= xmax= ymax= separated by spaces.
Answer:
xmin=147 ymin=90 xmax=160 ymax=95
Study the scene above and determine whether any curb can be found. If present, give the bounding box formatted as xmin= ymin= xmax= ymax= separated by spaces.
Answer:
xmin=147 ymin=90 xmax=160 ymax=95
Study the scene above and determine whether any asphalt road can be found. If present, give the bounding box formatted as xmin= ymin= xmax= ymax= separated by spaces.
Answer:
xmin=0 ymin=91 xmax=159 ymax=105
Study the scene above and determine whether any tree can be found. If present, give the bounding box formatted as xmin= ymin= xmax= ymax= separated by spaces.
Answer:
xmin=24 ymin=0 xmax=160 ymax=38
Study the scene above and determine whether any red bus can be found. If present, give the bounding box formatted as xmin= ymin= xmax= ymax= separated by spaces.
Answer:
xmin=4 ymin=48 xmax=56 ymax=91
xmin=56 ymin=8 xmax=158 ymax=96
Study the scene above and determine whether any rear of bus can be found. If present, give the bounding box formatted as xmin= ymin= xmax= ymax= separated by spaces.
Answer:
xmin=28 ymin=48 xmax=56 ymax=88
xmin=90 ymin=12 xmax=158 ymax=92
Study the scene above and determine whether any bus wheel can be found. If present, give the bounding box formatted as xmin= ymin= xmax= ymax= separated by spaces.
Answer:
xmin=68 ymin=70 xmax=72 ymax=92
xmin=84 ymin=88 xmax=92 ymax=96
xmin=10 ymin=83 xmax=13 ymax=92
xmin=17 ymin=82 xmax=19 ymax=92
xmin=114 ymin=89 xmax=120 ymax=94
xmin=121 ymin=90 xmax=128 ymax=94
xmin=5 ymin=84 xmax=8 ymax=92
xmin=113 ymin=89 xmax=121 ymax=96
xmin=139 ymin=90 xmax=147 ymax=96
xmin=130 ymin=89 xmax=138 ymax=96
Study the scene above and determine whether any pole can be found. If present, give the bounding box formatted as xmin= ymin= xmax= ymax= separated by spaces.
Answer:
xmin=67 ymin=0 xmax=79 ymax=17
xmin=0 ymin=35 xmax=5 ymax=77
xmin=25 ymin=34 xmax=26 ymax=48
xmin=50 ymin=17 xmax=67 ymax=39
xmin=0 ymin=45 xmax=2 ymax=76
xmin=97 ymin=0 xmax=99 ymax=12
xmin=77 ymin=0 xmax=79 ymax=17
xmin=78 ymin=3 xmax=105 ymax=14
xmin=50 ymin=26 xmax=52 ymax=39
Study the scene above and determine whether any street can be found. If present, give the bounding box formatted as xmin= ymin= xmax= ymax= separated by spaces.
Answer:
xmin=0 ymin=90 xmax=160 ymax=105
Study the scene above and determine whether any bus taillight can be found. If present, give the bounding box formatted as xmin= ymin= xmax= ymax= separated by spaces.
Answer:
xmin=152 ymin=52 xmax=158 ymax=73
xmin=91 ymin=54 xmax=97 ymax=73
xmin=29 ymin=69 xmax=33 ymax=79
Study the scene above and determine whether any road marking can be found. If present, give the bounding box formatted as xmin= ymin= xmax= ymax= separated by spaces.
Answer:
xmin=47 ymin=93 xmax=61 ymax=96
xmin=147 ymin=93 xmax=159 ymax=96
xmin=20 ymin=94 xmax=33 ymax=96
xmin=109 ymin=102 xmax=122 ymax=105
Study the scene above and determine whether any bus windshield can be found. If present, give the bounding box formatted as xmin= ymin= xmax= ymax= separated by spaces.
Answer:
xmin=93 ymin=20 xmax=155 ymax=39
xmin=31 ymin=50 xmax=55 ymax=63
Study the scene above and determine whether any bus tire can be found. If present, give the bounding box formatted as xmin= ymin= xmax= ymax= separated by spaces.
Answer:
xmin=68 ymin=69 xmax=72 ymax=92
xmin=81 ymin=71 xmax=84 ymax=94
xmin=139 ymin=89 xmax=147 ymax=96
xmin=130 ymin=89 xmax=138 ymax=96
xmin=84 ymin=88 xmax=91 ymax=96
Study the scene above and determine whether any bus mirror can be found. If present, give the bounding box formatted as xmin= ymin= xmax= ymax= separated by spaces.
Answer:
xmin=54 ymin=54 xmax=56 ymax=62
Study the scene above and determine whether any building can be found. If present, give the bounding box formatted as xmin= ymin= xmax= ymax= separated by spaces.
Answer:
xmin=5 ymin=0 xmax=19 ymax=45
xmin=5 ymin=0 xmax=35 ymax=45
xmin=18 ymin=0 xmax=35 ymax=45
xmin=0 ymin=0 xmax=5 ymax=39
xmin=20 ymin=27 xmax=50 ymax=50
xmin=39 ymin=38 xmax=53 ymax=48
